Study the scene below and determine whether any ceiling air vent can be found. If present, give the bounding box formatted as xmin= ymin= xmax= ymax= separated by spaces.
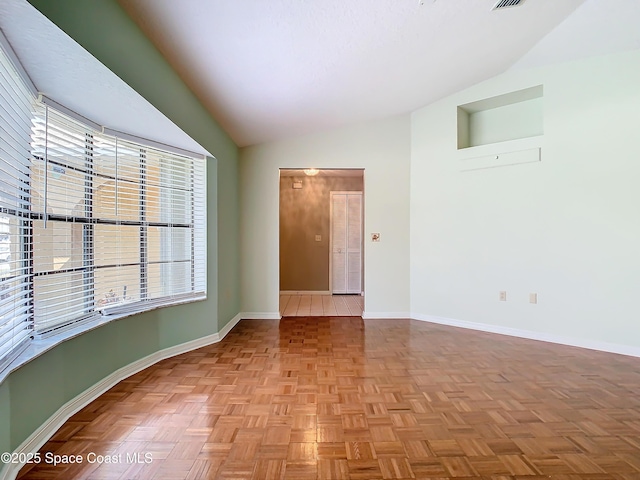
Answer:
xmin=492 ymin=0 xmax=525 ymax=10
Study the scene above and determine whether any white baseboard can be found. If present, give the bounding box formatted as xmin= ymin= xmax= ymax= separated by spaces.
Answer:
xmin=362 ymin=311 xmax=411 ymax=319
xmin=0 ymin=313 xmax=243 ymax=480
xmin=240 ymin=312 xmax=282 ymax=320
xmin=219 ymin=313 xmax=242 ymax=338
xmin=412 ymin=313 xmax=640 ymax=358
xmin=280 ymin=291 xmax=331 ymax=295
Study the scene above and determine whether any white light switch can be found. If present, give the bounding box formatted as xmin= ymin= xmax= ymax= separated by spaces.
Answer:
xmin=315 ymin=235 xmax=321 ymax=242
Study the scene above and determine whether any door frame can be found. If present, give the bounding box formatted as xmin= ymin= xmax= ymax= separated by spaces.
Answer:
xmin=329 ymin=190 xmax=363 ymax=295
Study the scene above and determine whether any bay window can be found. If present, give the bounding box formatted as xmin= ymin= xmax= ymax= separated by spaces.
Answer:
xmin=0 ymin=36 xmax=206 ymax=369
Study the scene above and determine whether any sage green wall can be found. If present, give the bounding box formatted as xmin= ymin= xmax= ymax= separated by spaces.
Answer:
xmin=216 ymin=151 xmax=240 ymax=320
xmin=0 ymin=381 xmax=8 ymax=455
xmin=0 ymin=0 xmax=239 ymax=455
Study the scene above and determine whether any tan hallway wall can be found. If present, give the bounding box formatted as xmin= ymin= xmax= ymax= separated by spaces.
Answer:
xmin=280 ymin=174 xmax=363 ymax=292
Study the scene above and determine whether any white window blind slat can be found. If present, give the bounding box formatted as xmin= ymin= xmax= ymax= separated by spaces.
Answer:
xmin=0 ymin=39 xmax=34 ymax=368
xmin=0 ymin=327 xmax=30 ymax=372
xmin=193 ymin=158 xmax=206 ymax=294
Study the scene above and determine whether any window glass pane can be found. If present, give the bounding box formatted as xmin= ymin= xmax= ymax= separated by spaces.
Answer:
xmin=0 ymin=215 xmax=17 ymax=267
xmin=108 ymin=140 xmax=141 ymax=183
xmin=145 ymin=174 xmax=162 ymax=223
xmin=0 ymin=216 xmax=29 ymax=305
xmin=95 ymin=265 xmax=140 ymax=308
xmin=93 ymin=137 xmax=141 ymax=221
xmin=168 ymin=188 xmax=190 ymax=224
xmin=147 ymin=262 xmax=190 ymax=299
xmin=148 ymin=226 xmax=190 ymax=263
xmin=33 ymin=219 xmax=84 ymax=273
xmin=92 ymin=178 xmax=140 ymax=222
xmin=145 ymin=150 xmax=191 ymax=224
xmin=94 ymin=224 xmax=140 ymax=266
xmin=30 ymin=159 xmax=89 ymax=217
xmin=34 ymin=271 xmax=89 ymax=328
xmin=31 ymin=111 xmax=89 ymax=172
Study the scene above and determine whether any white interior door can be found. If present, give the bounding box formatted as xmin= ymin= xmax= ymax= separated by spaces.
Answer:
xmin=346 ymin=193 xmax=362 ymax=293
xmin=331 ymin=192 xmax=362 ymax=294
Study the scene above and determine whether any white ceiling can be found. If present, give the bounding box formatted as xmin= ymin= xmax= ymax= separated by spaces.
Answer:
xmin=116 ymin=0 xmax=604 ymax=147
xmin=510 ymin=1 xmax=640 ymax=71
xmin=3 ymin=0 xmax=639 ymax=152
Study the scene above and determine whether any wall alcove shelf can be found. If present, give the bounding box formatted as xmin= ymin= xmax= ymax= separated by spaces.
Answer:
xmin=457 ymin=85 xmax=543 ymax=171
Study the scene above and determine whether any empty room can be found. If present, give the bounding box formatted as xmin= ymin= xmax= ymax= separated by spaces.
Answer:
xmin=1 ymin=0 xmax=640 ymax=479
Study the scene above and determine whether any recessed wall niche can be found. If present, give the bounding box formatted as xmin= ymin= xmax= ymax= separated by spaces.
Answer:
xmin=457 ymin=85 xmax=543 ymax=149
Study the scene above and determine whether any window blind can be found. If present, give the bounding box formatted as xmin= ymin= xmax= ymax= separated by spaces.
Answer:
xmin=30 ymin=105 xmax=207 ymax=335
xmin=30 ymin=107 xmax=100 ymax=333
xmin=0 ymin=40 xmax=34 ymax=370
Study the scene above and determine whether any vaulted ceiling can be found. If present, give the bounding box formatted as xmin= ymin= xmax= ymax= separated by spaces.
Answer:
xmin=116 ymin=0 xmax=640 ymax=147
xmin=3 ymin=0 xmax=639 ymax=151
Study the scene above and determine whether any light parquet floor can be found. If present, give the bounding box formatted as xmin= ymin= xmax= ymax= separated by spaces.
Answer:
xmin=280 ymin=295 xmax=363 ymax=317
xmin=17 ymin=317 xmax=640 ymax=480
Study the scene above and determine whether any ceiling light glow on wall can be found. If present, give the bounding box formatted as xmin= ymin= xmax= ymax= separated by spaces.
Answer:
xmin=304 ymin=168 xmax=319 ymax=176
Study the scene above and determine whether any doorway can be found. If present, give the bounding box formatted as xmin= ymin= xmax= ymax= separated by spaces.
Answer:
xmin=279 ymin=168 xmax=364 ymax=316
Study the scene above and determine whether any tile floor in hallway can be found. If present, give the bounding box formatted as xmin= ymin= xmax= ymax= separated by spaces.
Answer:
xmin=16 ymin=316 xmax=640 ymax=479
xmin=280 ymin=294 xmax=363 ymax=317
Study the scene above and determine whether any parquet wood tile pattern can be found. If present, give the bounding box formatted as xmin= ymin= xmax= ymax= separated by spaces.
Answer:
xmin=17 ymin=317 xmax=640 ymax=479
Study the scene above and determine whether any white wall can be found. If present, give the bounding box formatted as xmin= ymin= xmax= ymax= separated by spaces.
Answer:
xmin=411 ymin=50 xmax=640 ymax=352
xmin=240 ymin=115 xmax=411 ymax=317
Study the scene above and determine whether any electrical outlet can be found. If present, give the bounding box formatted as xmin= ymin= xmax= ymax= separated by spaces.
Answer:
xmin=529 ymin=293 xmax=537 ymax=304
xmin=499 ymin=291 xmax=507 ymax=301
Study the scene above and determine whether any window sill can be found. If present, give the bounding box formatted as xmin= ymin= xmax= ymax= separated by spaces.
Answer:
xmin=0 ymin=294 xmax=207 ymax=386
